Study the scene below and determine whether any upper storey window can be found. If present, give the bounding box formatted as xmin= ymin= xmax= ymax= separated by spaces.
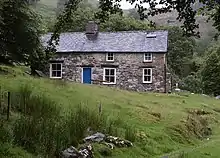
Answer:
xmin=106 ymin=53 xmax=114 ymax=61
xmin=144 ymin=53 xmax=152 ymax=62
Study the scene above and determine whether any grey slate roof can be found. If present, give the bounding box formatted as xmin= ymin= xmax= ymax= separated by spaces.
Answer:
xmin=41 ymin=30 xmax=168 ymax=53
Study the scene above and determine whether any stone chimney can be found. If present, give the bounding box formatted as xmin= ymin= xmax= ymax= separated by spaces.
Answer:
xmin=85 ymin=21 xmax=99 ymax=40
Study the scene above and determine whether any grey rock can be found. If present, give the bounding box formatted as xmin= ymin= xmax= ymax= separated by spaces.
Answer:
xmin=61 ymin=144 xmax=93 ymax=158
xmin=103 ymin=142 xmax=114 ymax=149
xmin=62 ymin=146 xmax=79 ymax=158
xmin=216 ymin=95 xmax=220 ymax=99
xmin=83 ymin=132 xmax=105 ymax=143
xmin=105 ymin=136 xmax=133 ymax=147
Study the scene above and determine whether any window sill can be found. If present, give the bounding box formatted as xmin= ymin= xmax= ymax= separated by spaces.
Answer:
xmin=50 ymin=77 xmax=62 ymax=79
xmin=143 ymin=81 xmax=152 ymax=84
xmin=103 ymin=82 xmax=116 ymax=85
xmin=143 ymin=61 xmax=153 ymax=63
xmin=106 ymin=60 xmax=115 ymax=62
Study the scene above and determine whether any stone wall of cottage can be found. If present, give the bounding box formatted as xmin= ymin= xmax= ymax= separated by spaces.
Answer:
xmin=49 ymin=52 xmax=168 ymax=92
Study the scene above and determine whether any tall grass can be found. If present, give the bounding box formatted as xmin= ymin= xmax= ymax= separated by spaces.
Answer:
xmin=0 ymin=83 xmax=134 ymax=157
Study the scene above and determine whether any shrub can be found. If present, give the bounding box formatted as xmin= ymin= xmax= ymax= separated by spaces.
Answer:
xmin=168 ymin=113 xmax=212 ymax=144
xmin=201 ymin=49 xmax=220 ymax=96
xmin=179 ymin=73 xmax=203 ymax=94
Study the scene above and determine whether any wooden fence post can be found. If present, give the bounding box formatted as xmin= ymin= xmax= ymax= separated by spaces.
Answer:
xmin=98 ymin=102 xmax=102 ymax=115
xmin=7 ymin=92 xmax=10 ymax=120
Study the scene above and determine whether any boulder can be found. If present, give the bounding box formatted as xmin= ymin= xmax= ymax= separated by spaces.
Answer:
xmin=61 ymin=144 xmax=93 ymax=158
xmin=215 ymin=95 xmax=220 ymax=99
xmin=62 ymin=146 xmax=80 ymax=158
xmin=83 ymin=132 xmax=105 ymax=143
xmin=105 ymin=136 xmax=133 ymax=147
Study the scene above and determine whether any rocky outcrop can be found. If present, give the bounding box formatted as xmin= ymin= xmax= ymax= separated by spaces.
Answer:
xmin=62 ymin=144 xmax=93 ymax=158
xmin=61 ymin=132 xmax=133 ymax=158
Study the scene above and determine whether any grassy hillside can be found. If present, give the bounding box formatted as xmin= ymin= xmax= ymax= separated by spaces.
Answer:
xmin=1 ymin=65 xmax=220 ymax=158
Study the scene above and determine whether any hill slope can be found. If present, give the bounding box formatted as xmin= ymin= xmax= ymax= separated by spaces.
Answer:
xmin=1 ymin=65 xmax=220 ymax=158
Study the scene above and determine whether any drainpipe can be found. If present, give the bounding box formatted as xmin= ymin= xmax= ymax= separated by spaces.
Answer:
xmin=164 ymin=64 xmax=167 ymax=93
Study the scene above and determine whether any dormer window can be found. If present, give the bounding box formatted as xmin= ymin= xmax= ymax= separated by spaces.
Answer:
xmin=106 ymin=52 xmax=114 ymax=61
xmin=144 ymin=53 xmax=152 ymax=62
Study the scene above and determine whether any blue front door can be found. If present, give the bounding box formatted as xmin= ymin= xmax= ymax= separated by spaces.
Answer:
xmin=83 ymin=68 xmax=92 ymax=84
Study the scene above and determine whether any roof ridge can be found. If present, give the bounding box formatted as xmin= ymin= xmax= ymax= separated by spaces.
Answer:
xmin=45 ymin=30 xmax=168 ymax=35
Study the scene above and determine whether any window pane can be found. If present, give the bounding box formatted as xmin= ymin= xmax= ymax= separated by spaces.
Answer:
xmin=105 ymin=69 xmax=109 ymax=75
xmin=144 ymin=76 xmax=151 ymax=82
xmin=52 ymin=71 xmax=57 ymax=77
xmin=110 ymin=76 xmax=115 ymax=82
xmin=145 ymin=53 xmax=152 ymax=61
xmin=147 ymin=69 xmax=151 ymax=75
xmin=108 ymin=53 xmax=113 ymax=57
xmin=57 ymin=64 xmax=61 ymax=70
xmin=52 ymin=64 xmax=56 ymax=70
xmin=107 ymin=53 xmax=114 ymax=61
xmin=57 ymin=71 xmax=61 ymax=77
xmin=144 ymin=69 xmax=147 ymax=75
xmin=110 ymin=69 xmax=115 ymax=75
xmin=105 ymin=76 xmax=110 ymax=82
xmin=108 ymin=56 xmax=113 ymax=60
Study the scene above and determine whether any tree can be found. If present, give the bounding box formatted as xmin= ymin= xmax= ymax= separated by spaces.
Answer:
xmin=95 ymin=0 xmax=220 ymax=37
xmin=59 ymin=7 xmax=96 ymax=32
xmin=201 ymin=47 xmax=220 ymax=95
xmin=100 ymin=13 xmax=150 ymax=31
xmin=0 ymin=0 xmax=50 ymax=74
xmin=167 ymin=27 xmax=195 ymax=78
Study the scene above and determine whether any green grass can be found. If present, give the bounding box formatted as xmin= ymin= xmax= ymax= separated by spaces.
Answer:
xmin=1 ymin=65 xmax=220 ymax=158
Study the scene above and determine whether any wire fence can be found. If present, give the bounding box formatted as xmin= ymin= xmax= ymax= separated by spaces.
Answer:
xmin=0 ymin=88 xmax=9 ymax=120
xmin=0 ymin=87 xmax=28 ymax=120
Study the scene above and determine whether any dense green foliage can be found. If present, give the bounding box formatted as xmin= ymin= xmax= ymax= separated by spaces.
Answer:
xmin=0 ymin=0 xmax=50 ymax=74
xmin=59 ymin=7 xmax=150 ymax=32
xmin=201 ymin=45 xmax=220 ymax=96
xmin=167 ymin=27 xmax=196 ymax=78
xmin=95 ymin=0 xmax=220 ymax=37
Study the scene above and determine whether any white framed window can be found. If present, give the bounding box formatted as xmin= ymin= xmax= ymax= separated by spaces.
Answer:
xmin=143 ymin=68 xmax=152 ymax=83
xmin=103 ymin=68 xmax=116 ymax=84
xmin=50 ymin=63 xmax=62 ymax=79
xmin=144 ymin=53 xmax=152 ymax=62
xmin=106 ymin=52 xmax=114 ymax=61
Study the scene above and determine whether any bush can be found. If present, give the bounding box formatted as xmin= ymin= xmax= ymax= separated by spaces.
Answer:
xmin=179 ymin=73 xmax=203 ymax=94
xmin=201 ymin=48 xmax=220 ymax=96
xmin=168 ymin=113 xmax=212 ymax=144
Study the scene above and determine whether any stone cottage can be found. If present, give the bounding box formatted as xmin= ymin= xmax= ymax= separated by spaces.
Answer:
xmin=42 ymin=21 xmax=170 ymax=92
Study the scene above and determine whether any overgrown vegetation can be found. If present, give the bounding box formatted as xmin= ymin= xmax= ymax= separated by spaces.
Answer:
xmin=0 ymin=72 xmax=137 ymax=157
xmin=1 ymin=66 xmax=220 ymax=157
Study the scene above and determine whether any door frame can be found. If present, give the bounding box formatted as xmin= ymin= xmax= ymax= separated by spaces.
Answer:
xmin=81 ymin=67 xmax=92 ymax=84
